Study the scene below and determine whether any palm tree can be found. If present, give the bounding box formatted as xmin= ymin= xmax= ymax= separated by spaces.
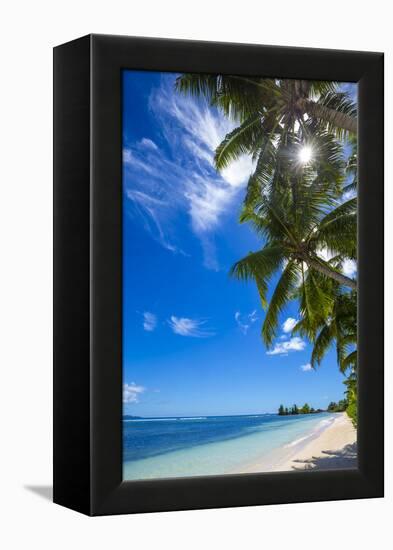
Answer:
xmin=343 ymin=135 xmax=357 ymax=195
xmin=176 ymin=76 xmax=356 ymax=198
xmin=300 ymin=403 xmax=311 ymax=414
xmin=177 ymin=73 xmax=358 ymax=395
xmin=312 ymin=292 xmax=357 ymax=373
xmin=344 ymin=372 xmax=357 ymax=426
xmin=293 ymin=272 xmax=357 ymax=372
xmin=176 ymin=75 xmax=357 ymax=136
xmin=176 ymin=74 xmax=357 ymax=248
xmin=289 ymin=266 xmax=357 ymax=425
xmin=230 ymin=155 xmax=357 ymax=346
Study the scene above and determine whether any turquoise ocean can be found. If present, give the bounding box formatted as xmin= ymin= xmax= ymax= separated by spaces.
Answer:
xmin=123 ymin=412 xmax=336 ymax=480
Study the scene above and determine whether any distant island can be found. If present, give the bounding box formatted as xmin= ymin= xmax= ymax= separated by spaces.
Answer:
xmin=278 ymin=400 xmax=348 ymax=416
xmin=123 ymin=415 xmax=143 ymax=420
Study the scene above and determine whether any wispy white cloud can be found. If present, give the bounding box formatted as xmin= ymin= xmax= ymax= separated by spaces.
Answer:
xmin=185 ymin=173 xmax=230 ymax=234
xmin=282 ymin=317 xmax=298 ymax=333
xmin=198 ymin=234 xmax=219 ymax=271
xmin=139 ymin=137 xmax=158 ymax=150
xmin=154 ymin=87 xmax=254 ymax=232
xmin=143 ymin=312 xmax=157 ymax=332
xmin=123 ymin=148 xmax=158 ymax=176
xmin=123 ymin=75 xmax=255 ymax=269
xmin=315 ymin=247 xmax=357 ymax=280
xmin=126 ymin=189 xmax=166 ymax=208
xmin=168 ymin=316 xmax=215 ymax=337
xmin=123 ymin=382 xmax=145 ymax=403
xmin=221 ymin=155 xmax=255 ymax=187
xmin=235 ymin=310 xmax=258 ymax=334
xmin=125 ymin=187 xmax=186 ymax=255
xmin=316 ymin=246 xmax=335 ymax=263
xmin=300 ymin=363 xmax=313 ymax=372
xmin=266 ymin=336 xmax=306 ymax=356
xmin=342 ymin=259 xmax=357 ymax=277
xmin=182 ymin=136 xmax=214 ymax=166
xmin=341 ymin=189 xmax=356 ymax=203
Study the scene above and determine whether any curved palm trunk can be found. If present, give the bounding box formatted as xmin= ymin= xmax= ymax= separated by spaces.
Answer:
xmin=299 ymin=98 xmax=357 ymax=134
xmin=305 ymin=256 xmax=357 ymax=290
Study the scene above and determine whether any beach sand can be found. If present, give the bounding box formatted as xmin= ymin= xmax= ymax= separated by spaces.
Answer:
xmin=234 ymin=412 xmax=357 ymax=474
xmin=275 ymin=412 xmax=357 ymax=471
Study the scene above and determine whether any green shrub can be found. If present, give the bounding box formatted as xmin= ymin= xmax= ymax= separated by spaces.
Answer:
xmin=346 ymin=401 xmax=357 ymax=427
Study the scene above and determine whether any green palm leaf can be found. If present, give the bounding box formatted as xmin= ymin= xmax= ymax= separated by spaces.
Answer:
xmin=262 ymin=260 xmax=300 ymax=346
xmin=341 ymin=350 xmax=357 ymax=372
xmin=311 ymin=322 xmax=335 ymax=367
xmin=214 ymin=113 xmax=262 ymax=170
xmin=317 ymin=214 xmax=357 ymax=259
xmin=230 ymin=245 xmax=284 ymax=308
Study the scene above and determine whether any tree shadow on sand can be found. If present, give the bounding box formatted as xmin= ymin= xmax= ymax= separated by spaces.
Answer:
xmin=291 ymin=442 xmax=357 ymax=471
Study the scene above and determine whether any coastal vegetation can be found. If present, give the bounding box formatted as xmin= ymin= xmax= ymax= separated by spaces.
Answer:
xmin=327 ymin=376 xmax=357 ymax=426
xmin=278 ymin=403 xmax=323 ymax=415
xmin=327 ymin=400 xmax=348 ymax=412
xmin=176 ymin=74 xmax=357 ymax=427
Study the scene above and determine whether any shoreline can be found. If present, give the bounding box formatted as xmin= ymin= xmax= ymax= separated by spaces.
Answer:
xmin=231 ymin=413 xmax=357 ymax=474
xmin=123 ymin=412 xmax=357 ymax=480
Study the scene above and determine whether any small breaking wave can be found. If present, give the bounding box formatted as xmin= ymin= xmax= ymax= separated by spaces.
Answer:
xmin=179 ymin=417 xmax=207 ymax=421
xmin=285 ymin=435 xmax=311 ymax=448
xmin=284 ymin=415 xmax=335 ymax=448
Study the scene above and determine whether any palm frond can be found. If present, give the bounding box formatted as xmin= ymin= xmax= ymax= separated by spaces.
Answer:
xmin=306 ymin=89 xmax=357 ymax=139
xmin=311 ymin=322 xmax=335 ymax=367
xmin=341 ymin=350 xmax=357 ymax=372
xmin=230 ymin=245 xmax=284 ymax=308
xmin=320 ymin=197 xmax=357 ymax=224
xmin=262 ymin=260 xmax=300 ymax=346
xmin=176 ymin=73 xmax=275 ymax=121
xmin=214 ymin=113 xmax=262 ymax=170
xmin=317 ymin=213 xmax=357 ymax=259
xmin=299 ymin=270 xmax=335 ymax=330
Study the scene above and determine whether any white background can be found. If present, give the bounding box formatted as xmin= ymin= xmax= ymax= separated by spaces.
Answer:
xmin=0 ymin=1 xmax=390 ymax=548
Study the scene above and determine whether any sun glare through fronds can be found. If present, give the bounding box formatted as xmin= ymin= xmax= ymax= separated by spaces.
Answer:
xmin=298 ymin=145 xmax=313 ymax=164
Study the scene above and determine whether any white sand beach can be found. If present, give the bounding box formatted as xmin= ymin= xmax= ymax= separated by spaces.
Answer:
xmin=275 ymin=412 xmax=357 ymax=471
xmin=233 ymin=413 xmax=357 ymax=474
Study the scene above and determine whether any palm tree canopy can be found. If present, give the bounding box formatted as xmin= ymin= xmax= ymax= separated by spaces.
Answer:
xmin=176 ymin=74 xmax=356 ymax=127
xmin=176 ymin=73 xmax=358 ymax=410
xmin=231 ymin=168 xmax=357 ymax=346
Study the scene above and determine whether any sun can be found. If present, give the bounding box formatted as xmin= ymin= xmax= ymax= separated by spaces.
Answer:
xmin=298 ymin=145 xmax=313 ymax=164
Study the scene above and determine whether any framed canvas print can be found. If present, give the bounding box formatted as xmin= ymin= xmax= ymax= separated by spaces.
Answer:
xmin=53 ymin=34 xmax=384 ymax=516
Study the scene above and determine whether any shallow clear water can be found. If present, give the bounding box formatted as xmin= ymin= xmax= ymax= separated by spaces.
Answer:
xmin=123 ymin=413 xmax=335 ymax=480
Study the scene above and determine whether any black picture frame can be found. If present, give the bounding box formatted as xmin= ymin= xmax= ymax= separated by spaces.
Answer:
xmin=53 ymin=34 xmax=384 ymax=516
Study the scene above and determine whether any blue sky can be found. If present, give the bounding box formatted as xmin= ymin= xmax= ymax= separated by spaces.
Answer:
xmin=122 ymin=70 xmax=356 ymax=417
